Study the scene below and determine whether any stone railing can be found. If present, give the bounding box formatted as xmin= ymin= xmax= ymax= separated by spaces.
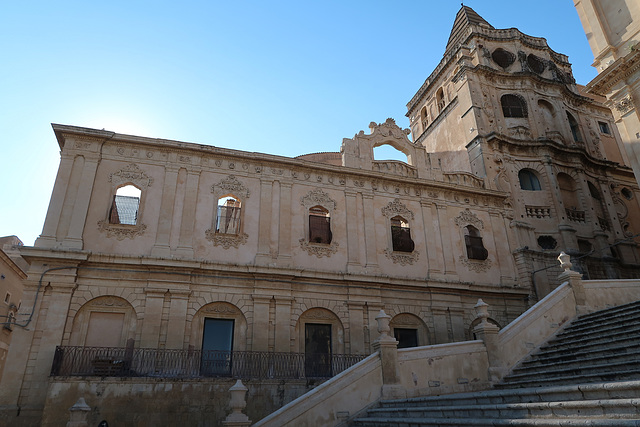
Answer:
xmin=371 ymin=160 xmax=418 ymax=178
xmin=525 ymin=205 xmax=551 ymax=218
xmin=566 ymin=208 xmax=586 ymax=222
xmin=253 ymin=254 xmax=640 ymax=426
xmin=443 ymin=171 xmax=485 ymax=188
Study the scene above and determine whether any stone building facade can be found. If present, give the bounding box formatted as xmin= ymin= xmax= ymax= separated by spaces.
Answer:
xmin=1 ymin=5 xmax=640 ymax=426
xmin=574 ymin=0 xmax=640 ymax=184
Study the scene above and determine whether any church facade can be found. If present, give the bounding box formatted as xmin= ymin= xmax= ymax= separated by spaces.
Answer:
xmin=2 ymin=5 xmax=640 ymax=426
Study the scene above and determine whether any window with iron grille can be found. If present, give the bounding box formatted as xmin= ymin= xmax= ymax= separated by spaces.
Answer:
xmin=501 ymin=94 xmax=527 ymax=118
xmin=309 ymin=206 xmax=332 ymax=244
xmin=464 ymin=225 xmax=488 ymax=260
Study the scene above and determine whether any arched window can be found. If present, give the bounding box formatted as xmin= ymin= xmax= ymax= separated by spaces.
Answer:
xmin=464 ymin=225 xmax=488 ymax=260
xmin=518 ymin=169 xmax=542 ymax=191
xmin=216 ymin=196 xmax=242 ymax=234
xmin=109 ymin=185 xmax=141 ymax=225
xmin=566 ymin=112 xmax=582 ymax=142
xmin=501 ymin=94 xmax=527 ymax=118
xmin=390 ymin=216 xmax=415 ymax=253
xmin=538 ymin=99 xmax=556 ymax=131
xmin=309 ymin=205 xmax=332 ymax=244
xmin=436 ymin=87 xmax=445 ymax=113
xmin=420 ymin=106 xmax=428 ymax=130
xmin=588 ymin=181 xmax=608 ymax=229
xmin=558 ymin=173 xmax=579 ymax=210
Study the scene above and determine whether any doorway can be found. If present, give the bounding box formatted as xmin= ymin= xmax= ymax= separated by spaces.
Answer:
xmin=201 ymin=318 xmax=234 ymax=376
xmin=305 ymin=323 xmax=332 ymax=377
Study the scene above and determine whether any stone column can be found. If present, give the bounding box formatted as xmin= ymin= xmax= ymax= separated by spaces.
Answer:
xmin=472 ymin=299 xmax=503 ymax=382
xmin=347 ymin=302 xmax=365 ymax=354
xmin=255 ymin=179 xmax=274 ymax=265
xmin=64 ymin=154 xmax=100 ymax=249
xmin=165 ymin=290 xmax=191 ymax=349
xmin=372 ymin=310 xmax=405 ymax=399
xmin=345 ymin=190 xmax=362 ymax=272
xmin=362 ymin=194 xmax=379 ymax=270
xmin=36 ymin=153 xmax=75 ymax=248
xmin=274 ymin=297 xmax=293 ymax=352
xmin=151 ymin=165 xmax=179 ymax=257
xmin=277 ymin=182 xmax=292 ymax=266
xmin=251 ymin=295 xmax=272 ymax=352
xmin=176 ymin=168 xmax=202 ymax=258
xmin=139 ymin=289 xmax=166 ymax=348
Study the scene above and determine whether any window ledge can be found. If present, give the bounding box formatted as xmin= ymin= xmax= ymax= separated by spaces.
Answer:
xmin=384 ymin=249 xmax=419 ymax=266
xmin=299 ymin=239 xmax=339 ymax=258
xmin=205 ymin=230 xmax=248 ymax=249
xmin=97 ymin=221 xmax=147 ymax=240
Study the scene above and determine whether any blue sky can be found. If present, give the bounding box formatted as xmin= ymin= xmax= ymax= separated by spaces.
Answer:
xmin=1 ymin=1 xmax=597 ymax=246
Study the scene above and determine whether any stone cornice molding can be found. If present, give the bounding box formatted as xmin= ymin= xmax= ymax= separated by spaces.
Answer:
xmin=587 ymin=49 xmax=640 ymax=95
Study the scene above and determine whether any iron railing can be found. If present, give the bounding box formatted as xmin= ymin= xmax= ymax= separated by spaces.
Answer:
xmin=50 ymin=346 xmax=367 ymax=380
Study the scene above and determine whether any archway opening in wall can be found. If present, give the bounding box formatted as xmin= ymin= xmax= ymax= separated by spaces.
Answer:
xmin=373 ymin=144 xmax=409 ymax=163
xmin=305 ymin=323 xmax=332 ymax=377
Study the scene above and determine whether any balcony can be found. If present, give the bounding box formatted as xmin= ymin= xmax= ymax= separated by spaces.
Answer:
xmin=526 ymin=206 xmax=551 ymax=219
xmin=50 ymin=346 xmax=367 ymax=380
xmin=565 ymin=208 xmax=586 ymax=222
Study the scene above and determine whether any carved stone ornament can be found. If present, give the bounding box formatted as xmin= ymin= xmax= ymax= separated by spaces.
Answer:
xmin=212 ymin=175 xmax=250 ymax=199
xmin=384 ymin=248 xmax=419 ymax=266
xmin=300 ymin=189 xmax=337 ymax=210
xmin=381 ymin=199 xmax=414 ymax=220
xmin=97 ymin=220 xmax=147 ymax=240
xmin=301 ymin=308 xmax=336 ymax=321
xmin=299 ymin=239 xmax=339 ymax=258
xmin=203 ymin=303 xmax=239 ymax=315
xmin=508 ymin=126 xmax=531 ymax=140
xmin=109 ymin=163 xmax=153 ymax=188
xmin=391 ymin=313 xmax=421 ymax=326
xmin=205 ymin=229 xmax=248 ymax=249
xmin=459 ymin=255 xmax=492 ymax=273
xmin=454 ymin=208 xmax=484 ymax=229
xmin=615 ymin=95 xmax=635 ymax=114
xmin=88 ymin=296 xmax=127 ymax=308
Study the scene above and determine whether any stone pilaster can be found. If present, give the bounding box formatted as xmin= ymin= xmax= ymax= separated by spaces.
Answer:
xmin=251 ymin=295 xmax=272 ymax=351
xmin=165 ymin=290 xmax=191 ymax=349
xmin=175 ymin=168 xmax=202 ymax=258
xmin=274 ymin=297 xmax=293 ymax=351
xmin=151 ymin=165 xmax=179 ymax=257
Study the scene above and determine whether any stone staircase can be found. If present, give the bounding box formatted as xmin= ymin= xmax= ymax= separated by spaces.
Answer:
xmin=350 ymin=301 xmax=640 ymax=426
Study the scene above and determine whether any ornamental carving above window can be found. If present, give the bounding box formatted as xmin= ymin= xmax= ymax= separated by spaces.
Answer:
xmin=301 ymin=189 xmax=337 ymax=210
xmin=381 ymin=199 xmax=414 ymax=220
xmin=109 ymin=163 xmax=153 ymax=189
xmin=212 ymin=175 xmax=250 ymax=199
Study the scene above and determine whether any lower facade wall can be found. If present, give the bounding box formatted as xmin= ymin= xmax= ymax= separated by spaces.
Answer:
xmin=38 ymin=377 xmax=320 ymax=427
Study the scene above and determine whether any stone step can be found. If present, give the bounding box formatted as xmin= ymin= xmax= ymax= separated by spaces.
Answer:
xmin=366 ymin=398 xmax=640 ymax=420
xmin=512 ymin=348 xmax=640 ymax=375
xmin=555 ymin=314 xmax=640 ymax=341
xmin=575 ymin=301 xmax=640 ymax=323
xmin=380 ymin=381 xmax=640 ymax=407
xmin=351 ymin=417 xmax=640 ymax=426
xmin=539 ymin=326 xmax=640 ymax=354
xmin=523 ymin=341 xmax=640 ymax=367
xmin=497 ymin=368 xmax=640 ymax=388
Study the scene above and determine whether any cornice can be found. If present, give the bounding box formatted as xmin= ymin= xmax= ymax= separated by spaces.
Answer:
xmin=586 ymin=49 xmax=640 ymax=96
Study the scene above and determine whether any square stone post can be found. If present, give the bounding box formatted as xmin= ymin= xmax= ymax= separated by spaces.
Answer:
xmin=372 ymin=310 xmax=405 ymax=399
xmin=473 ymin=299 xmax=504 ymax=383
xmin=557 ymin=252 xmax=587 ymax=314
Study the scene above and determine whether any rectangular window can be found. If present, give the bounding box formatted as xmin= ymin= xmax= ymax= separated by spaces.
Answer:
xmin=201 ymin=318 xmax=234 ymax=376
xmin=598 ymin=121 xmax=611 ymax=135
xmin=394 ymin=328 xmax=418 ymax=349
xmin=216 ymin=204 xmax=242 ymax=234
xmin=305 ymin=323 xmax=332 ymax=377
xmin=309 ymin=212 xmax=332 ymax=244
xmin=465 ymin=235 xmax=488 ymax=260
xmin=4 ymin=292 xmax=10 ymax=304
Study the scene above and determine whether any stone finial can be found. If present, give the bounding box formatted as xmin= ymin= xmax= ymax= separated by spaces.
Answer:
xmin=223 ymin=380 xmax=251 ymax=426
xmin=474 ymin=299 xmax=490 ymax=325
xmin=67 ymin=397 xmax=91 ymax=427
xmin=558 ymin=251 xmax=572 ymax=272
xmin=375 ymin=309 xmax=393 ymax=341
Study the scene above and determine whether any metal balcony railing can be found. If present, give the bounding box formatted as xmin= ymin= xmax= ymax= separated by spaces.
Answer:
xmin=50 ymin=346 xmax=368 ymax=380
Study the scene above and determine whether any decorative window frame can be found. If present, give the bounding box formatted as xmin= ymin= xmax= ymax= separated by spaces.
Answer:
xmin=205 ymin=175 xmax=250 ymax=249
xmin=97 ymin=163 xmax=151 ymax=240
xmin=68 ymin=296 xmax=137 ymax=347
xmin=299 ymin=189 xmax=339 ymax=257
xmin=454 ymin=209 xmax=492 ymax=272
xmin=381 ymin=199 xmax=419 ymax=265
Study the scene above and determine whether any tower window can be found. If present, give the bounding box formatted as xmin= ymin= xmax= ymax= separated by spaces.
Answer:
xmin=309 ymin=206 xmax=332 ymax=244
xmin=598 ymin=121 xmax=611 ymax=135
xmin=501 ymin=94 xmax=527 ymax=118
xmin=518 ymin=169 xmax=542 ymax=191
xmin=109 ymin=185 xmax=141 ymax=225
xmin=566 ymin=112 xmax=582 ymax=142
xmin=390 ymin=216 xmax=415 ymax=253
xmin=216 ymin=196 xmax=242 ymax=234
xmin=464 ymin=225 xmax=488 ymax=260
